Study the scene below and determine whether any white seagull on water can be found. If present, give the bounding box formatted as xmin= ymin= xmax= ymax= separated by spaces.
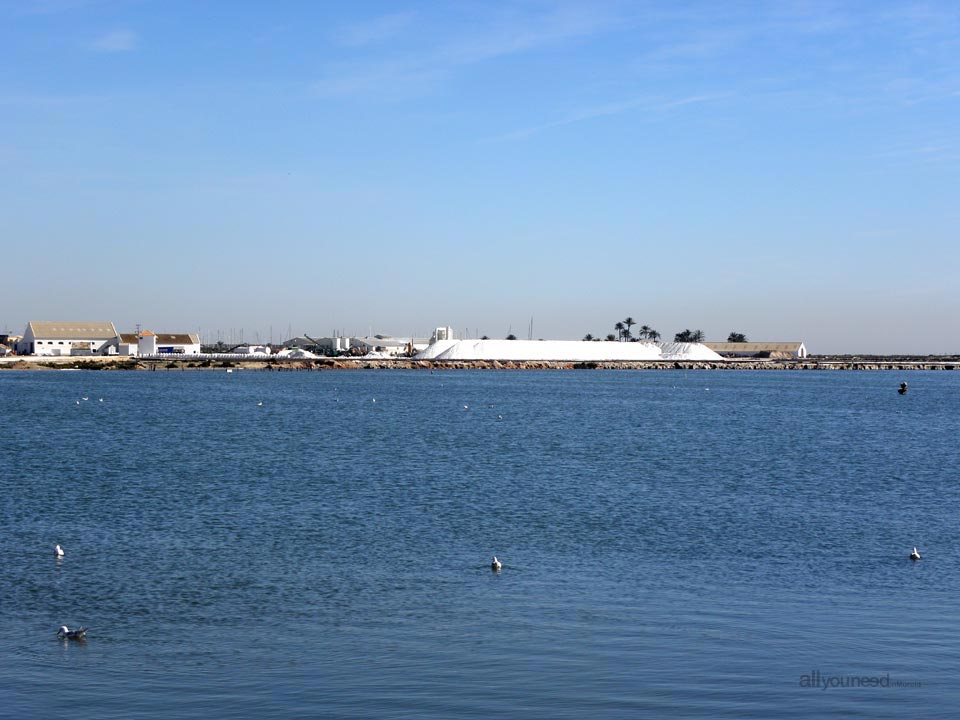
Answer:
xmin=491 ymin=556 xmax=502 ymax=572
xmin=910 ymin=547 xmax=921 ymax=561
xmin=57 ymin=626 xmax=87 ymax=640
xmin=55 ymin=544 xmax=64 ymax=557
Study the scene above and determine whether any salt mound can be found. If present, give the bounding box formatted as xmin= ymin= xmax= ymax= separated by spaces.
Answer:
xmin=275 ymin=348 xmax=318 ymax=359
xmin=414 ymin=339 xmax=722 ymax=362
xmin=658 ymin=343 xmax=725 ymax=361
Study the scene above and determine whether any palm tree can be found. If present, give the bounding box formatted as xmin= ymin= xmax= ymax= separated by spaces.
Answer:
xmin=647 ymin=329 xmax=661 ymax=342
xmin=674 ymin=329 xmax=705 ymax=343
xmin=623 ymin=317 xmax=636 ymax=337
xmin=727 ymin=332 xmax=747 ymax=343
xmin=583 ymin=333 xmax=594 ymax=341
xmin=638 ymin=325 xmax=651 ymax=340
xmin=614 ymin=321 xmax=625 ymax=341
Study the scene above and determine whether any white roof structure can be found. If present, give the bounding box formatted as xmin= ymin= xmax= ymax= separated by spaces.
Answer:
xmin=414 ymin=339 xmax=723 ymax=362
xmin=24 ymin=321 xmax=118 ymax=340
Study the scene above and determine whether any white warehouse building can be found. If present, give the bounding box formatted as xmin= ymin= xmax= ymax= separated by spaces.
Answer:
xmin=17 ymin=321 xmax=119 ymax=356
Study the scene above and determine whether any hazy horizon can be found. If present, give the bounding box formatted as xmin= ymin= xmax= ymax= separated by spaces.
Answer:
xmin=3 ymin=1 xmax=958 ymax=355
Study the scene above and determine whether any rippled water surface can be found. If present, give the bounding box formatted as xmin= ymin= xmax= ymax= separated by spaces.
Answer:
xmin=2 ymin=369 xmax=959 ymax=718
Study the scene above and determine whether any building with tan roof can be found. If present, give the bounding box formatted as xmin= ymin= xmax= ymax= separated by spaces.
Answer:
xmin=17 ymin=321 xmax=120 ymax=356
xmin=119 ymin=331 xmax=201 ymax=356
xmin=703 ymin=342 xmax=808 ymax=359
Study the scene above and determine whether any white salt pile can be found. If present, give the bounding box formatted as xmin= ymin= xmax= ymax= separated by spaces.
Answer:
xmin=414 ymin=339 xmax=723 ymax=362
xmin=274 ymin=348 xmax=319 ymax=359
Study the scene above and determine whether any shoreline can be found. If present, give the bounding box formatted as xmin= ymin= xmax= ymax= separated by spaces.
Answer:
xmin=1 ymin=356 xmax=958 ymax=371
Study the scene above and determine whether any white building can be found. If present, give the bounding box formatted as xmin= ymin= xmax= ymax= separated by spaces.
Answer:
xmin=17 ymin=321 xmax=119 ymax=356
xmin=119 ymin=331 xmax=201 ymax=356
xmin=232 ymin=345 xmax=271 ymax=355
xmin=118 ymin=333 xmax=140 ymax=356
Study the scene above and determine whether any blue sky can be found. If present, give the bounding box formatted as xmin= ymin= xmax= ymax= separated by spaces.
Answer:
xmin=2 ymin=1 xmax=958 ymax=353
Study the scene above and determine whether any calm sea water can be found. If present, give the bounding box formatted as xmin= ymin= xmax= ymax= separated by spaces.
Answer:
xmin=2 ymin=369 xmax=959 ymax=718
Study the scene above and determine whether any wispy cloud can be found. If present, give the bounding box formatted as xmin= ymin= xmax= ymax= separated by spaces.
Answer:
xmin=313 ymin=61 xmax=442 ymax=101
xmin=867 ymin=141 xmax=960 ymax=166
xmin=312 ymin=3 xmax=627 ymax=100
xmin=334 ymin=12 xmax=415 ymax=47
xmin=488 ymin=93 xmax=728 ymax=142
xmin=90 ymin=29 xmax=138 ymax=53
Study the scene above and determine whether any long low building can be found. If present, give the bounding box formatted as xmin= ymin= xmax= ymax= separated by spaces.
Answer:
xmin=703 ymin=342 xmax=808 ymax=358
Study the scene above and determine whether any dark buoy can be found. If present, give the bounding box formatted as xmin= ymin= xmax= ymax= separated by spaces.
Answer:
xmin=910 ymin=547 xmax=921 ymax=561
xmin=898 ymin=382 xmax=908 ymax=395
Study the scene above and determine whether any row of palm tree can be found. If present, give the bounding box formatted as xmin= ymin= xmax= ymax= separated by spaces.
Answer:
xmin=583 ymin=319 xmax=750 ymax=344
xmin=673 ymin=329 xmax=705 ymax=342
xmin=583 ymin=317 xmax=662 ymax=342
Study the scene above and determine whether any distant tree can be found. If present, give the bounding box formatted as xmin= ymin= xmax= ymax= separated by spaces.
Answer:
xmin=647 ymin=329 xmax=661 ymax=342
xmin=583 ymin=333 xmax=594 ymax=341
xmin=727 ymin=332 xmax=748 ymax=343
xmin=506 ymin=334 xmax=517 ymax=340
xmin=481 ymin=335 xmax=490 ymax=340
xmin=614 ymin=321 xmax=625 ymax=341
xmin=638 ymin=325 xmax=651 ymax=340
xmin=624 ymin=317 xmax=636 ymax=337
xmin=674 ymin=329 xmax=706 ymax=342
xmin=605 ymin=333 xmax=617 ymax=341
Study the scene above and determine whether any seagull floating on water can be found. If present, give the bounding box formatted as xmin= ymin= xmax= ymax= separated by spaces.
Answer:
xmin=910 ymin=547 xmax=921 ymax=561
xmin=55 ymin=544 xmax=64 ymax=557
xmin=57 ymin=626 xmax=87 ymax=640
xmin=99 ymin=398 xmax=103 ymax=402
xmin=81 ymin=397 xmax=88 ymax=401
xmin=257 ymin=401 xmax=263 ymax=406
xmin=898 ymin=382 xmax=908 ymax=395
xmin=491 ymin=556 xmax=502 ymax=572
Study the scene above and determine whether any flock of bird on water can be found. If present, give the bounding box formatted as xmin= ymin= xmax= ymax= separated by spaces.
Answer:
xmin=54 ymin=380 xmax=917 ymax=642
xmin=53 ymin=542 xmax=507 ymax=642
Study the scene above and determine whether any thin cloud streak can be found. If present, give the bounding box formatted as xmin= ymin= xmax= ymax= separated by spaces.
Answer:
xmin=312 ymin=3 xmax=628 ymax=100
xmin=488 ymin=93 xmax=729 ymax=142
xmin=334 ymin=12 xmax=416 ymax=47
xmin=90 ymin=29 xmax=138 ymax=52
